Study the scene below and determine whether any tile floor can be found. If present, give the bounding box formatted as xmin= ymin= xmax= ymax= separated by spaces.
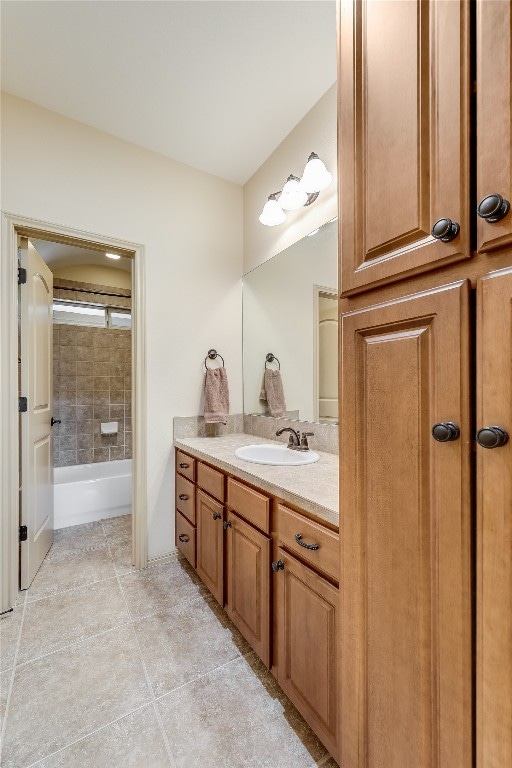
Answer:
xmin=0 ymin=516 xmax=339 ymax=768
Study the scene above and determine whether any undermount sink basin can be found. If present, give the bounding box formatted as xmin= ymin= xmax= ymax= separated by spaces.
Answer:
xmin=235 ymin=444 xmax=320 ymax=466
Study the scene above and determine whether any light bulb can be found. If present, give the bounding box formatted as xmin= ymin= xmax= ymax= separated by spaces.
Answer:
xmin=106 ymin=252 xmax=121 ymax=260
xmin=279 ymin=175 xmax=308 ymax=211
xmin=300 ymin=152 xmax=332 ymax=193
xmin=259 ymin=195 xmax=286 ymax=226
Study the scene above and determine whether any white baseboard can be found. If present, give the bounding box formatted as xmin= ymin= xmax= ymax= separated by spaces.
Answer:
xmin=54 ymin=505 xmax=131 ymax=530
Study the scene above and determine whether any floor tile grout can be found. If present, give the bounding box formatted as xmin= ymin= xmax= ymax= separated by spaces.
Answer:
xmin=0 ymin=589 xmax=28 ymax=764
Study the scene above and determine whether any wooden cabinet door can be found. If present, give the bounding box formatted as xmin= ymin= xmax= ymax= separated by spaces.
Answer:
xmin=196 ymin=489 xmax=224 ymax=606
xmin=275 ymin=548 xmax=338 ymax=760
xmin=225 ymin=511 xmax=271 ymax=666
xmin=476 ymin=1 xmax=512 ymax=253
xmin=476 ymin=268 xmax=512 ymax=768
xmin=338 ymin=0 xmax=470 ymax=295
xmin=340 ymin=281 xmax=472 ymax=768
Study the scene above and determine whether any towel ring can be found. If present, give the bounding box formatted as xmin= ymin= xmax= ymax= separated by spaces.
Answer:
xmin=204 ymin=349 xmax=225 ymax=369
xmin=265 ymin=353 xmax=280 ymax=370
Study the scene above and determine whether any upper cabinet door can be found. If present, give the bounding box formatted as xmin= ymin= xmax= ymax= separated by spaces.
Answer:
xmin=476 ymin=1 xmax=512 ymax=253
xmin=339 ymin=0 xmax=470 ymax=295
xmin=340 ymin=280 xmax=472 ymax=768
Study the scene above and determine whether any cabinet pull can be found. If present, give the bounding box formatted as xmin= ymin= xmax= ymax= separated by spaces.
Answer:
xmin=178 ymin=494 xmax=189 ymax=501
xmin=223 ymin=520 xmax=232 ymax=529
xmin=431 ymin=218 xmax=460 ymax=242
xmin=432 ymin=422 xmax=460 ymax=442
xmin=476 ymin=425 xmax=509 ymax=449
xmin=476 ymin=193 xmax=510 ymax=223
xmin=295 ymin=533 xmax=319 ymax=551
xmin=178 ymin=534 xmax=189 ymax=543
xmin=179 ymin=462 xmax=189 ymax=469
xmin=212 ymin=511 xmax=222 ymax=520
xmin=272 ymin=560 xmax=285 ymax=572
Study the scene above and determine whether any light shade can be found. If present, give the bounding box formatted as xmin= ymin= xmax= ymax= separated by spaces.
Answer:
xmin=279 ymin=175 xmax=308 ymax=211
xmin=300 ymin=152 xmax=333 ymax=193
xmin=259 ymin=195 xmax=286 ymax=226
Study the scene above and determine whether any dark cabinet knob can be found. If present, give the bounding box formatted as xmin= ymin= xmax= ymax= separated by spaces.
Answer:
xmin=223 ymin=520 xmax=232 ymax=529
xmin=178 ymin=534 xmax=189 ymax=543
xmin=178 ymin=494 xmax=189 ymax=501
xmin=432 ymin=422 xmax=460 ymax=442
xmin=50 ymin=417 xmax=61 ymax=427
xmin=212 ymin=511 xmax=222 ymax=520
xmin=476 ymin=194 xmax=510 ymax=223
xmin=431 ymin=218 xmax=460 ymax=242
xmin=271 ymin=560 xmax=285 ymax=572
xmin=476 ymin=426 xmax=509 ymax=449
xmin=179 ymin=462 xmax=189 ymax=469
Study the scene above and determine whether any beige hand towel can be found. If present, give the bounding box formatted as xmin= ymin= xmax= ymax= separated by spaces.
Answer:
xmin=204 ymin=367 xmax=230 ymax=424
xmin=262 ymin=369 xmax=286 ymax=417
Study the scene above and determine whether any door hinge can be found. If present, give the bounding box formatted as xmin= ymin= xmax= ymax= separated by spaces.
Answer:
xmin=19 ymin=525 xmax=28 ymax=542
xmin=18 ymin=396 xmax=27 ymax=413
xmin=17 ymin=267 xmax=27 ymax=285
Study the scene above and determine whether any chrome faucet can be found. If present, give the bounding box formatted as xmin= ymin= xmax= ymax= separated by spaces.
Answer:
xmin=276 ymin=427 xmax=314 ymax=452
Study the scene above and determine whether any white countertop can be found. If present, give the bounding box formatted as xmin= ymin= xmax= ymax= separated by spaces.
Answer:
xmin=174 ymin=433 xmax=339 ymax=529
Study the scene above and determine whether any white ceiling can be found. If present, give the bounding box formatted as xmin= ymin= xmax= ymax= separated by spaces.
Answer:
xmin=33 ymin=241 xmax=132 ymax=272
xmin=1 ymin=0 xmax=337 ymax=185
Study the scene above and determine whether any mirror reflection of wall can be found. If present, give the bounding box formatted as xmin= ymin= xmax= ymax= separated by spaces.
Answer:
xmin=243 ymin=219 xmax=337 ymax=423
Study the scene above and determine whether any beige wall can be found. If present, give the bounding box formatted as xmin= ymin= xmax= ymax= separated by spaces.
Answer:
xmin=243 ymin=84 xmax=337 ymax=274
xmin=1 ymin=92 xmax=243 ymax=560
xmin=52 ymin=264 xmax=132 ymax=290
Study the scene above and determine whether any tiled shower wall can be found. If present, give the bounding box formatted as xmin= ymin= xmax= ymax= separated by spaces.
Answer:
xmin=53 ymin=324 xmax=132 ymax=466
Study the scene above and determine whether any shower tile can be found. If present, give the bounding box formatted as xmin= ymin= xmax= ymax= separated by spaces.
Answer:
xmin=76 ymin=360 xmax=92 ymax=376
xmin=76 ymin=404 xmax=93 ymax=420
xmin=110 ymin=404 xmax=125 ymax=419
xmin=93 ymin=448 xmax=110 ymax=463
xmin=156 ymin=654 xmax=327 ymax=768
xmin=109 ymin=350 xmax=125 ymax=364
xmin=34 ymin=704 xmax=171 ymax=768
xmin=28 ymin=545 xmax=116 ymax=601
xmin=110 ymin=390 xmax=125 ymax=405
xmin=58 ymin=329 xmax=77 ymax=346
xmin=93 ymin=404 xmax=110 ymax=420
xmin=125 ymin=375 xmax=132 ymax=390
xmin=59 ymin=360 xmax=77 ymax=376
xmin=76 ymin=346 xmax=94 ymax=361
xmin=93 ymin=361 xmax=111 ymax=376
xmin=93 ymin=346 xmax=112 ymax=362
xmin=109 ymin=446 xmax=126 ymax=461
xmin=60 ymin=421 xmax=77 ymax=437
xmin=77 ymin=434 xmax=93 ymax=450
xmin=78 ymin=449 xmax=94 ymax=464
xmin=58 ymin=375 xmax=77 ymax=393
xmin=17 ymin=579 xmax=130 ymax=665
xmin=60 ymin=435 xmax=77 ymax=452
xmin=60 ymin=405 xmax=78 ymax=421
xmin=78 ymin=375 xmax=94 ymax=391
xmin=1 ymin=625 xmax=151 ymax=768
xmin=110 ymin=376 xmax=124 ymax=390
xmin=94 ymin=376 xmax=110 ymax=391
xmin=125 ymin=445 xmax=132 ymax=459
xmin=93 ymin=391 xmax=109 ymax=407
xmin=76 ymin=418 xmax=94 ymax=435
xmin=76 ymin=391 xmax=93 ymax=406
xmin=59 ymin=345 xmax=77 ymax=362
xmin=57 ymin=451 xmax=78 ymax=467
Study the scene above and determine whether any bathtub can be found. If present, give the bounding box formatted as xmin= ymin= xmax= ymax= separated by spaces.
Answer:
xmin=53 ymin=459 xmax=132 ymax=529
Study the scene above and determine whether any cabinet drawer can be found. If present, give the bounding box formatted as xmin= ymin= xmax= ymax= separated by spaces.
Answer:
xmin=175 ymin=511 xmax=196 ymax=568
xmin=227 ymin=478 xmax=270 ymax=534
xmin=176 ymin=474 xmax=195 ymax=524
xmin=176 ymin=450 xmax=195 ymax=482
xmin=276 ymin=504 xmax=339 ymax=582
xmin=197 ymin=461 xmax=225 ymax=503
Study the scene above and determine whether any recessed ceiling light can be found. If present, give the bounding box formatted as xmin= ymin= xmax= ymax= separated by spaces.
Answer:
xmin=106 ymin=252 xmax=121 ymax=260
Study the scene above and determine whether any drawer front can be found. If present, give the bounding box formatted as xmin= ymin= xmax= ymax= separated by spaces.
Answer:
xmin=176 ymin=474 xmax=196 ymax=525
xmin=197 ymin=461 xmax=225 ymax=503
xmin=176 ymin=450 xmax=196 ymax=482
xmin=276 ymin=504 xmax=339 ymax=582
xmin=227 ymin=478 xmax=270 ymax=534
xmin=175 ymin=511 xmax=196 ymax=568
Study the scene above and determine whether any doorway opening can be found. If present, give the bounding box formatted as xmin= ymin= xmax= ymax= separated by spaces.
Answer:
xmin=1 ymin=214 xmax=147 ymax=613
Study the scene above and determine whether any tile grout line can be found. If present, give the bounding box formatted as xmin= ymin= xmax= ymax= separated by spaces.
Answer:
xmin=104 ymin=531 xmax=178 ymax=768
xmin=0 ymin=589 xmax=28 ymax=763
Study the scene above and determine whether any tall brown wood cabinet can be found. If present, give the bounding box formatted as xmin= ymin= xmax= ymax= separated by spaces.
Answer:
xmin=338 ymin=2 xmax=512 ymax=767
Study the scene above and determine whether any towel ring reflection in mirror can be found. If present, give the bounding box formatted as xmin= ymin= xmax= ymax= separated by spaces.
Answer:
xmin=204 ymin=349 xmax=225 ymax=369
xmin=265 ymin=353 xmax=281 ymax=370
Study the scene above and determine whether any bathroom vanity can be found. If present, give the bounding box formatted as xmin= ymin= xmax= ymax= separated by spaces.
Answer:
xmin=174 ymin=435 xmax=339 ymax=760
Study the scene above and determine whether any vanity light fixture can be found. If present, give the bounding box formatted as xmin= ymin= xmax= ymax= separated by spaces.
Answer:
xmin=258 ymin=152 xmax=332 ymax=227
xmin=106 ymin=252 xmax=121 ymax=260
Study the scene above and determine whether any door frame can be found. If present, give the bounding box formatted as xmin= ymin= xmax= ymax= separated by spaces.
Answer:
xmin=312 ymin=284 xmax=338 ymax=423
xmin=1 ymin=212 xmax=148 ymax=613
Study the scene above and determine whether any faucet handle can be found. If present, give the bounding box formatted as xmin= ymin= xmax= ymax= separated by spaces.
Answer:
xmin=300 ymin=432 xmax=314 ymax=449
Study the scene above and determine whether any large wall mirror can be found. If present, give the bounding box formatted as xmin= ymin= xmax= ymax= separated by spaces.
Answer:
xmin=242 ymin=219 xmax=337 ymax=423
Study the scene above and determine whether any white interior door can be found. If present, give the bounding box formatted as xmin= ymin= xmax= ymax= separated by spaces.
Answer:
xmin=20 ymin=238 xmax=54 ymax=589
